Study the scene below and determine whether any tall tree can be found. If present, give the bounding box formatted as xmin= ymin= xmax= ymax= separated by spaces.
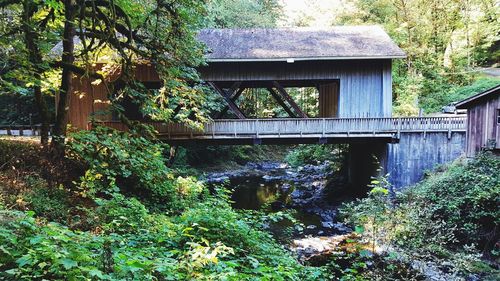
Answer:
xmin=1 ymin=0 xmax=208 ymax=155
xmin=205 ymin=0 xmax=282 ymax=28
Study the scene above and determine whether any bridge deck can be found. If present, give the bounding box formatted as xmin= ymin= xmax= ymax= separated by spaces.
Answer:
xmin=100 ymin=117 xmax=466 ymax=145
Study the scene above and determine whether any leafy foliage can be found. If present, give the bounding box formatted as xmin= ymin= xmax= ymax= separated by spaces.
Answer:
xmin=67 ymin=126 xmax=204 ymax=209
xmin=205 ymin=0 xmax=282 ymax=28
xmin=341 ymin=153 xmax=500 ymax=278
xmin=420 ymin=77 xmax=500 ymax=113
xmin=338 ymin=0 xmax=500 ymax=114
xmin=285 ymin=144 xmax=347 ymax=168
xmin=0 ymin=191 xmax=322 ymax=280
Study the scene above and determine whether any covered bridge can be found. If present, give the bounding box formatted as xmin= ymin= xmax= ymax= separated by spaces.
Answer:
xmin=197 ymin=26 xmax=405 ymax=119
xmin=70 ymin=26 xmax=440 ymax=144
xmin=67 ymin=26 xmax=468 ymax=188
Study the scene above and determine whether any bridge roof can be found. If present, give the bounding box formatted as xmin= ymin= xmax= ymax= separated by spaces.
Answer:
xmin=199 ymin=26 xmax=406 ymax=62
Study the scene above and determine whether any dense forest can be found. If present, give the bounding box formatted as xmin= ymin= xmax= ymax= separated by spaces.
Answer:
xmin=0 ymin=0 xmax=499 ymax=280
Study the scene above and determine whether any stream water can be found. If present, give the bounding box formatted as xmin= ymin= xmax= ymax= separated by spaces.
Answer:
xmin=206 ymin=163 xmax=455 ymax=279
xmin=206 ymin=162 xmax=353 ymax=261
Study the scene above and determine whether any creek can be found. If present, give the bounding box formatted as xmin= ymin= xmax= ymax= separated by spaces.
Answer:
xmin=205 ymin=161 xmax=354 ymax=262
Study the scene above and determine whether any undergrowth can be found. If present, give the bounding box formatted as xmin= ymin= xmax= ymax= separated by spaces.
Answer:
xmin=341 ymin=153 xmax=500 ymax=280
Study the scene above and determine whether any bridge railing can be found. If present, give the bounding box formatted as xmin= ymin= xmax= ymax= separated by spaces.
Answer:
xmin=0 ymin=124 xmax=54 ymax=136
xmin=98 ymin=116 xmax=466 ymax=139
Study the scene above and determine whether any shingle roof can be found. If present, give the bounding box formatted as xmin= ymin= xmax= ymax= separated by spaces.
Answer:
xmin=456 ymin=84 xmax=500 ymax=109
xmin=198 ymin=26 xmax=406 ymax=62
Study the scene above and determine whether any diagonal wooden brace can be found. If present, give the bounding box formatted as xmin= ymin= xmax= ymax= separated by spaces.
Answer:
xmin=208 ymin=82 xmax=246 ymax=119
xmin=272 ymin=81 xmax=308 ymax=118
xmin=267 ymin=88 xmax=296 ymax=117
xmin=215 ymin=87 xmax=245 ymax=119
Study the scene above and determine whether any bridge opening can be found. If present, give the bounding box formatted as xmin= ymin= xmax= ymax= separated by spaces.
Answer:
xmin=208 ymin=80 xmax=340 ymax=120
xmin=217 ymin=87 xmax=320 ymax=119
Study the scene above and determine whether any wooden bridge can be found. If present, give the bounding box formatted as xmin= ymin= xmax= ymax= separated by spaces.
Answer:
xmin=100 ymin=116 xmax=466 ymax=145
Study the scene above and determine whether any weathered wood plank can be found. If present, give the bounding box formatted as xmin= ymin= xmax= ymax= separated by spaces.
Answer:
xmin=267 ymin=88 xmax=296 ymax=117
xmin=272 ymin=81 xmax=308 ymax=118
xmin=208 ymin=82 xmax=246 ymax=119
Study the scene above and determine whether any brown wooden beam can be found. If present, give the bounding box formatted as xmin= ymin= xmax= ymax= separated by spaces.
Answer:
xmin=208 ymin=82 xmax=246 ymax=119
xmin=267 ymin=88 xmax=296 ymax=117
xmin=272 ymin=81 xmax=308 ymax=118
xmin=215 ymin=87 xmax=245 ymax=119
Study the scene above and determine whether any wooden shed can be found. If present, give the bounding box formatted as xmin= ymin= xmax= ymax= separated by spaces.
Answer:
xmin=456 ymin=84 xmax=500 ymax=157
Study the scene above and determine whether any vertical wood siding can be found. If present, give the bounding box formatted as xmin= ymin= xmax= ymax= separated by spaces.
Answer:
xmin=66 ymin=64 xmax=160 ymax=129
xmin=200 ymin=59 xmax=393 ymax=118
xmin=387 ymin=132 xmax=466 ymax=188
xmin=465 ymin=95 xmax=500 ymax=156
xmin=68 ymin=76 xmax=110 ymax=129
xmin=318 ymin=82 xmax=339 ymax=117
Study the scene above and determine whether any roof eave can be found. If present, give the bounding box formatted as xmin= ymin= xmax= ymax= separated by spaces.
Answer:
xmin=455 ymin=85 xmax=500 ymax=109
xmin=206 ymin=55 xmax=407 ymax=63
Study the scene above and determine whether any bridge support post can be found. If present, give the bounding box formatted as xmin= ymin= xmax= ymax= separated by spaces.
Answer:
xmin=346 ymin=142 xmax=388 ymax=194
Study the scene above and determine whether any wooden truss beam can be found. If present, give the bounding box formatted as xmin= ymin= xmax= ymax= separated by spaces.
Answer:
xmin=208 ymin=82 xmax=246 ymax=119
xmin=272 ymin=81 xmax=308 ymax=118
xmin=267 ymin=88 xmax=296 ymax=117
xmin=215 ymin=87 xmax=245 ymax=119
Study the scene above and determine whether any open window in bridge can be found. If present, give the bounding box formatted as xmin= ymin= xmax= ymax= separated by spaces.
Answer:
xmin=209 ymin=80 xmax=339 ymax=119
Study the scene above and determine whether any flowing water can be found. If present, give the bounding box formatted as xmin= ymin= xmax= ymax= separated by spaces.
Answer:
xmin=206 ymin=162 xmax=353 ymax=261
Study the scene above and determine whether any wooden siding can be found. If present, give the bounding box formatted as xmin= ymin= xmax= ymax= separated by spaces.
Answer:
xmin=387 ymin=131 xmax=466 ymax=188
xmin=66 ymin=64 xmax=160 ymax=129
xmin=200 ymin=60 xmax=393 ymax=118
xmin=318 ymin=82 xmax=339 ymax=117
xmin=68 ymin=75 xmax=110 ymax=130
xmin=465 ymin=94 xmax=500 ymax=156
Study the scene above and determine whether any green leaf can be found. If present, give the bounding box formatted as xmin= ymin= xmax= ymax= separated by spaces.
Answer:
xmin=16 ymin=255 xmax=32 ymax=267
xmin=354 ymin=225 xmax=364 ymax=234
xmin=61 ymin=258 xmax=78 ymax=270
xmin=89 ymin=269 xmax=105 ymax=278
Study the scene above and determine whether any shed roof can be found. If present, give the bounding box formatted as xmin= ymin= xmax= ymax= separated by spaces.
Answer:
xmin=456 ymin=84 xmax=500 ymax=109
xmin=199 ymin=26 xmax=406 ymax=62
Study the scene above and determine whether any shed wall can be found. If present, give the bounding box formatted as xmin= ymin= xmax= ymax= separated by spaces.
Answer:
xmin=465 ymin=95 xmax=500 ymax=156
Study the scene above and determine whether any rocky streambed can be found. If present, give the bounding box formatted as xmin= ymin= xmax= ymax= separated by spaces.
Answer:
xmin=204 ymin=161 xmax=353 ymax=262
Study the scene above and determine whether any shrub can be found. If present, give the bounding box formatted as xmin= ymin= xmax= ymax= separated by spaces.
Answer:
xmin=96 ymin=194 xmax=149 ymax=233
xmin=67 ymin=126 xmax=205 ymax=210
xmin=341 ymin=153 xmax=500 ymax=278
xmin=0 ymin=193 xmax=323 ymax=280
xmin=420 ymin=77 xmax=500 ymax=113
xmin=0 ymin=211 xmax=108 ymax=280
xmin=285 ymin=144 xmax=347 ymax=167
xmin=26 ymin=184 xmax=70 ymax=223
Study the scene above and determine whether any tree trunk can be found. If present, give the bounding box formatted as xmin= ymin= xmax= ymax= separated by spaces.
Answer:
xmin=51 ymin=0 xmax=76 ymax=156
xmin=22 ymin=0 xmax=50 ymax=146
xmin=166 ymin=145 xmax=177 ymax=168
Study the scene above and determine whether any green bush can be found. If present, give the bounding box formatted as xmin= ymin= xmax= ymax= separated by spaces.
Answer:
xmin=404 ymin=153 xmax=499 ymax=250
xmin=420 ymin=77 xmax=500 ymax=113
xmin=0 ymin=192 xmax=323 ymax=280
xmin=341 ymin=153 xmax=500 ymax=278
xmin=0 ymin=211 xmax=108 ymax=280
xmin=96 ymin=194 xmax=149 ymax=234
xmin=285 ymin=144 xmax=347 ymax=167
xmin=26 ymin=184 xmax=70 ymax=223
xmin=68 ymin=126 xmax=204 ymax=210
